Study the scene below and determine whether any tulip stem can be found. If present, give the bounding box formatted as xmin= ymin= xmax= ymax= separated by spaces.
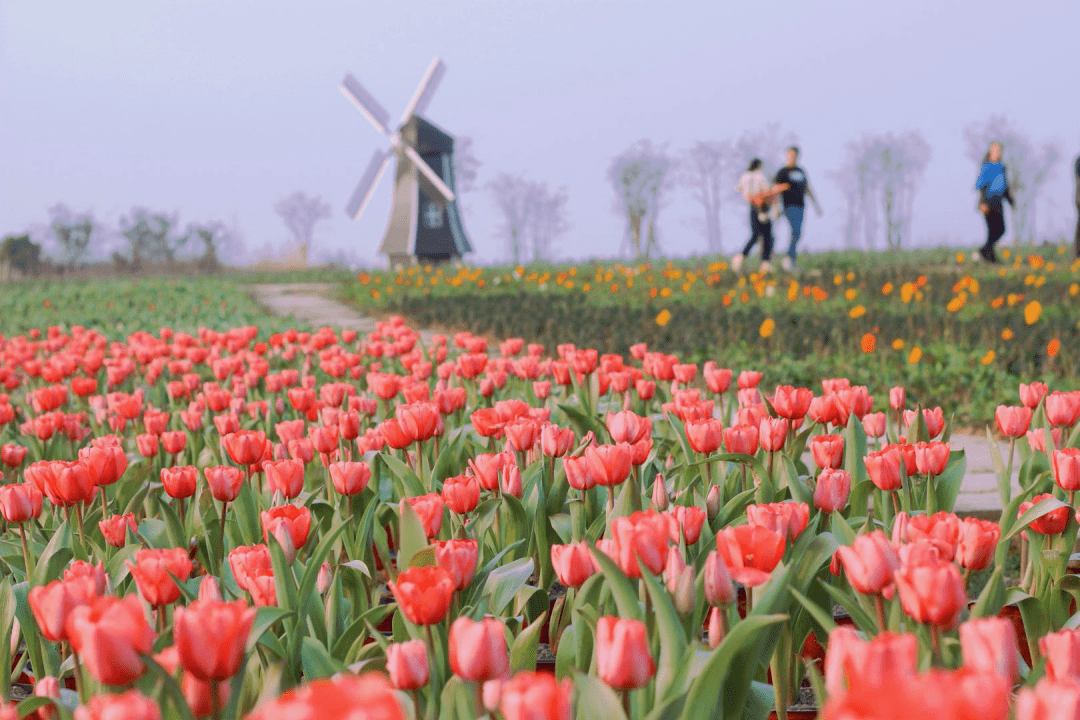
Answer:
xmin=929 ymin=625 xmax=942 ymax=665
xmin=71 ymin=649 xmax=87 ymax=705
xmin=210 ymin=680 xmax=222 ymax=720
xmin=1005 ymin=437 xmax=1016 ymax=502
xmin=621 ymin=690 xmax=631 ymax=718
xmin=891 ymin=491 xmax=901 ymax=518
xmin=607 ymin=487 xmax=615 ymax=515
xmin=100 ymin=485 xmax=108 ymax=519
xmin=18 ymin=524 xmax=32 ymax=580
xmin=874 ymin=594 xmax=887 ymax=634
xmin=219 ymin=501 xmax=229 ymax=572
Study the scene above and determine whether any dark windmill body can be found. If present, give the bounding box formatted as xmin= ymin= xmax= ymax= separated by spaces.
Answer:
xmin=341 ymin=59 xmax=472 ymax=267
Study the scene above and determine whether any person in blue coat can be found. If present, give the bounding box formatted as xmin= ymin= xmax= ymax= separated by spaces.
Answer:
xmin=974 ymin=141 xmax=1014 ymax=264
xmin=1073 ymin=154 xmax=1079 ymax=259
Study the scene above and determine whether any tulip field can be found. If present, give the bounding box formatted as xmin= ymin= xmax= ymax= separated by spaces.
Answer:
xmin=1 ymin=268 xmax=1080 ymax=720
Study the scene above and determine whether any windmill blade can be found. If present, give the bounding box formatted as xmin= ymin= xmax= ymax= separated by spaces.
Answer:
xmin=402 ymin=144 xmax=455 ymax=204
xmin=399 ymin=58 xmax=446 ymax=123
xmin=345 ymin=149 xmax=394 ymax=220
xmin=341 ymin=74 xmax=393 ymax=136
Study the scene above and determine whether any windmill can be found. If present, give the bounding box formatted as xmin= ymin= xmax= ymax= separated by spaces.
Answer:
xmin=341 ymin=58 xmax=472 ymax=267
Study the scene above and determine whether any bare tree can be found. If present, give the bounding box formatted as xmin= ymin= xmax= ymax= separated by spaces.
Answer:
xmin=832 ymin=132 xmax=930 ymax=249
xmin=682 ymin=140 xmax=733 ymax=254
xmin=528 ymin=183 xmax=570 ymax=262
xmin=48 ymin=204 xmax=95 ymax=269
xmin=489 ymin=172 xmax=534 ymax=264
xmin=608 ymin=140 xmax=673 ymax=258
xmin=274 ymin=192 xmax=332 ymax=266
xmin=118 ymin=208 xmax=189 ymax=268
xmin=964 ymin=116 xmax=1061 ymax=243
xmin=187 ymin=220 xmax=241 ymax=273
xmin=731 ymin=124 xmax=799 ymax=197
xmin=453 ymin=136 xmax=481 ymax=195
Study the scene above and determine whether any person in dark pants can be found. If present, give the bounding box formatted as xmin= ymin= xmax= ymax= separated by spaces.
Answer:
xmin=1073 ymin=155 xmax=1080 ymax=260
xmin=732 ymin=158 xmax=783 ymax=273
xmin=772 ymin=146 xmax=822 ymax=271
xmin=975 ymin=141 xmax=1014 ymax=263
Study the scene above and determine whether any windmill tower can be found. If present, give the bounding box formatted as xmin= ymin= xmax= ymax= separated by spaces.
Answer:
xmin=341 ymin=59 xmax=472 ymax=267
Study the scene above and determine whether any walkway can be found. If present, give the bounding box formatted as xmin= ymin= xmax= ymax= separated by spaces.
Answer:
xmin=248 ymin=282 xmax=1012 ymax=518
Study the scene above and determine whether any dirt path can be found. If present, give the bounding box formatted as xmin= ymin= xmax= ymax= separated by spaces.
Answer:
xmin=249 ymin=282 xmax=1012 ymax=517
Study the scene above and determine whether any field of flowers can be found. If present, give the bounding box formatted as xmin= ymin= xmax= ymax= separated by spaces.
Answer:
xmin=0 ymin=269 xmax=1079 ymax=719
xmin=341 ymin=245 xmax=1080 ymax=425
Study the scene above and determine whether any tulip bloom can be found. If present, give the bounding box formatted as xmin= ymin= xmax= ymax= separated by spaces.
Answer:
xmin=914 ymin=441 xmax=950 ymax=476
xmin=585 ymin=443 xmax=633 ymax=487
xmin=956 ymin=517 xmax=1001 ymax=571
xmin=244 ymin=673 xmax=406 ymax=720
xmin=73 ymin=691 xmax=162 ymax=720
xmin=0 ymin=482 xmax=42 ymax=523
xmin=66 ymin=595 xmax=156 ymax=687
xmin=550 ymin=542 xmax=595 ymax=587
xmin=1053 ymin=449 xmax=1080 ymax=493
xmin=403 ymin=494 xmax=444 ymax=538
xmin=29 ymin=576 xmax=98 ymax=642
xmin=814 ymin=468 xmax=851 ymax=513
xmin=161 ymin=430 xmax=187 ymax=455
xmin=610 ymin=511 xmax=670 ymax=578
xmin=835 ymin=531 xmax=900 ymax=595
xmin=435 ymin=539 xmax=479 ymax=591
xmin=960 ymin=617 xmax=1019 ymax=684
xmin=261 ymin=504 xmax=313 ymax=551
xmin=810 ymin=434 xmax=845 ymax=469
xmin=387 ymin=640 xmax=429 ymax=691
xmin=903 ymin=512 xmax=961 ymax=561
xmin=442 ymin=474 xmax=480 ymax=515
xmin=99 ymin=513 xmax=138 ymax=547
xmin=390 ymin=566 xmax=455 ymax=626
xmin=160 ymin=465 xmax=197 ymax=499
xmin=540 ymin=424 xmax=575 ymax=458
xmin=758 ymin=417 xmax=789 ymax=452
xmin=824 ymin=626 xmax=917 ymax=698
xmin=715 ymin=525 xmax=786 ymax=587
xmin=205 ymin=465 xmax=245 ymax=503
xmin=685 ymin=418 xmax=724 ymax=454
xmin=1039 ymin=628 xmax=1080 ymax=681
xmin=596 ymin=617 xmax=655 ymax=690
xmin=894 ymin=558 xmax=967 ymax=629
xmin=0 ymin=443 xmax=27 ymax=468
xmin=668 ymin=505 xmax=706 ymax=545
xmin=723 ymin=424 xmax=759 ymax=456
xmin=469 ymin=452 xmax=513 ymax=491
xmin=563 ymin=456 xmax=595 ymax=491
xmin=703 ymin=363 xmax=732 ymax=394
xmin=329 ymin=461 xmax=371 ymax=496
xmin=865 ymin=447 xmax=903 ymax=491
xmin=771 ymin=386 xmax=813 ymax=420
xmin=174 ymin=599 xmax=255 ymax=681
xmin=1046 ymin=391 xmax=1080 ymax=428
xmin=995 ymin=405 xmax=1033 ymax=438
xmin=228 ymin=545 xmax=273 ymax=594
xmin=44 ymin=459 xmax=95 ymax=507
xmin=264 ymin=458 xmax=305 ymax=499
xmin=746 ymin=502 xmax=809 ymax=541
xmin=500 ymin=672 xmax=572 ymax=720
xmin=861 ymin=412 xmax=887 ymax=439
xmin=606 ymin=411 xmax=651 ymax=445
xmin=127 ymin=548 xmax=193 ymax=607
xmin=1015 ymin=677 xmax=1080 ymax=720
xmin=1020 ymin=493 xmax=1071 ymax=535
xmin=449 ymin=617 xmax=509 ymax=683
xmin=223 ymin=430 xmax=268 ymax=466
xmin=1019 ymin=381 xmax=1049 ymax=409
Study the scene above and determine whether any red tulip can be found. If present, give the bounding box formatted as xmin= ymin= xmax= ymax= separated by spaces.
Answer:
xmin=43 ymin=459 xmax=95 ymax=507
xmin=243 ymin=673 xmax=406 ymax=720
xmin=861 ymin=412 xmax=887 ymax=439
xmin=499 ymin=462 xmax=523 ymax=498
xmin=865 ymin=447 xmax=903 ymax=491
xmin=264 ymin=458 xmax=305 ymax=499
xmin=99 ymin=513 xmax=138 ymax=547
xmin=1018 ymin=381 xmax=1049 ymax=408
xmin=469 ymin=452 xmax=513 ymax=491
xmin=127 ymin=548 xmax=193 ymax=607
xmin=723 ymin=424 xmax=758 ymax=455
xmin=387 ymin=640 xmax=429 ymax=691
xmin=66 ymin=594 xmax=156 ymax=687
xmin=328 ymin=461 xmax=370 ymax=496
xmin=448 ymin=616 xmax=509 ymax=683
xmin=610 ymin=511 xmax=670 ymax=578
xmin=228 ymin=544 xmax=273 ymax=594
xmin=995 ymin=405 xmax=1033 ymax=438
xmin=685 ymin=418 xmax=724 ymax=454
xmin=500 ymin=672 xmax=572 ymax=720
xmin=441 ymin=474 xmax=480 ymax=515
xmin=715 ymin=525 xmax=786 ymax=587
xmin=704 ymin=550 xmax=735 ymax=606
xmin=960 ymin=617 xmax=1019 ymax=684
xmin=174 ymin=599 xmax=255 ymax=681
xmin=73 ymin=690 xmax=161 ymax=720
xmin=1015 ymin=677 xmax=1080 ymax=720
xmin=435 ymin=539 xmax=478 ymax=591
xmin=1046 ymin=391 xmax=1080 ymax=428
xmin=540 ymin=424 xmax=575 ymax=458
xmin=810 ymin=434 xmax=844 ymax=469
xmin=29 ymin=576 xmax=98 ymax=642
xmin=307 ymin=423 xmax=340 ymax=455
xmin=914 ymin=441 xmax=950 ymax=476
xmin=0 ymin=482 xmax=42 ymax=523
xmin=606 ymin=411 xmax=651 ymax=445
xmin=835 ymin=531 xmax=900 ymax=595
xmin=1053 ymin=449 xmax=1080 ymax=492
xmin=703 ymin=363 xmax=732 ymax=394
xmin=1040 ymin=627 xmax=1080 ymax=681
xmin=585 ymin=443 xmax=633 ymax=487
xmin=261 ymin=504 xmax=312 ymax=552
xmin=824 ymin=626 xmax=917 ymax=698
xmin=758 ymin=417 xmax=789 ymax=452
xmin=894 ymin=557 xmax=967 ymax=629
xmin=403 ymin=494 xmax=444 ymax=538
xmin=814 ymin=468 xmax=851 ymax=513
xmin=205 ymin=465 xmax=245 ymax=502
xmin=956 ymin=517 xmax=1000 ymax=571
xmin=746 ymin=502 xmax=809 ymax=541
xmin=160 ymin=430 xmax=187 ymax=455
xmin=551 ymin=542 xmax=595 ymax=587
xmin=0 ymin=443 xmax=27 ymax=467
xmin=160 ymin=465 xmax=197 ymax=499
xmin=223 ymin=430 xmax=267 ymax=466
xmin=668 ymin=505 xmax=706 ymax=545
xmin=390 ymin=566 xmax=455 ymax=626
xmin=888 ymin=386 xmax=906 ymax=410
xmin=771 ymin=385 xmax=813 ymax=420
xmin=1020 ymin=493 xmax=1071 ymax=535
xmin=595 ymin=617 xmax=654 ymax=690
xmin=901 ymin=511 xmax=961 ymax=561
xmin=563 ymin=455 xmax=595 ymax=491
xmin=135 ymin=433 xmax=159 ymax=458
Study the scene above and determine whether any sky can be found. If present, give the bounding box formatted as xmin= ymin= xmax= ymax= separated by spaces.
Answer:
xmin=1 ymin=0 xmax=1077 ymax=268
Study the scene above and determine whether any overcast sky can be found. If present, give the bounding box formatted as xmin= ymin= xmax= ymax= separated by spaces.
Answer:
xmin=1 ymin=0 xmax=1076 ymax=267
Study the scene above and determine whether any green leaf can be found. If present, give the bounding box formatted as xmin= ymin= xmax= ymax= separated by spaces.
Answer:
xmin=381 ymin=453 xmax=427 ymax=498
xmin=587 ymin=546 xmax=643 ymax=621
xmin=574 ymin=671 xmax=629 ymax=720
xmin=743 ymin=681 xmax=776 ymax=720
xmin=789 ymin=586 xmax=838 ymax=638
xmin=397 ymin=500 xmax=429 ymax=570
xmin=301 ymin=636 xmax=346 ymax=680
xmin=970 ymin=567 xmax=1006 ymax=618
xmin=558 ymin=402 xmax=606 ymax=441
xmin=1002 ymin=496 xmax=1069 ymax=544
xmin=246 ymin=607 xmax=294 ymax=653
xmin=932 ymin=449 xmax=967 ymax=514
xmin=484 ymin=557 xmax=534 ymax=617
xmin=30 ymin=520 xmax=72 ymax=586
xmin=510 ymin=611 xmax=548 ymax=672
xmin=640 ymin=560 xmax=689 ymax=701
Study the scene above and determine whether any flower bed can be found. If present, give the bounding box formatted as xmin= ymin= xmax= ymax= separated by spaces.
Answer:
xmin=0 ymin=315 xmax=1077 ymax=718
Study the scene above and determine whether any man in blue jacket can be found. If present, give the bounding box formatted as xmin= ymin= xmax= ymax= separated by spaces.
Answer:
xmin=1073 ymin=155 xmax=1080 ymax=259
xmin=975 ymin=142 xmax=1014 ymax=264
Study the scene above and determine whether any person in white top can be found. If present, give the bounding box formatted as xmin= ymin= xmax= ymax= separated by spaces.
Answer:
xmin=732 ymin=158 xmax=785 ymax=273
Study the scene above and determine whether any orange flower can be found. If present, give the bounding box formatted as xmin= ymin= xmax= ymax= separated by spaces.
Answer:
xmin=860 ymin=333 xmax=876 ymax=353
xmin=759 ymin=318 xmax=776 ymax=338
xmin=1048 ymin=338 xmax=1061 ymax=357
xmin=1024 ymin=300 xmax=1042 ymax=324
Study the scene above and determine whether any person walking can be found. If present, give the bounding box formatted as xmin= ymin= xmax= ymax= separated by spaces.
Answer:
xmin=732 ymin=158 xmax=782 ymax=273
xmin=974 ymin=141 xmax=1014 ymax=264
xmin=1073 ymin=154 xmax=1080 ymax=260
xmin=772 ymin=146 xmax=822 ymax=271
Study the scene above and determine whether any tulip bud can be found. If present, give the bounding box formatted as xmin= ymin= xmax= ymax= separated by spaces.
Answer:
xmin=387 ymin=640 xmax=430 ymax=691
xmin=317 ymin=562 xmax=332 ymax=594
xmin=483 ymin=679 xmax=504 ymax=714
xmin=706 ymin=485 xmax=720 ymax=519
xmin=671 ymin=565 xmax=695 ymax=615
xmin=270 ymin=523 xmax=297 ymax=564
xmin=198 ymin=576 xmax=221 ymax=602
xmin=707 ymin=607 xmax=725 ymax=649
xmin=704 ymin=550 xmax=735 ymax=606
xmin=663 ymin=547 xmax=686 ymax=594
xmin=651 ymin=474 xmax=669 ymax=511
